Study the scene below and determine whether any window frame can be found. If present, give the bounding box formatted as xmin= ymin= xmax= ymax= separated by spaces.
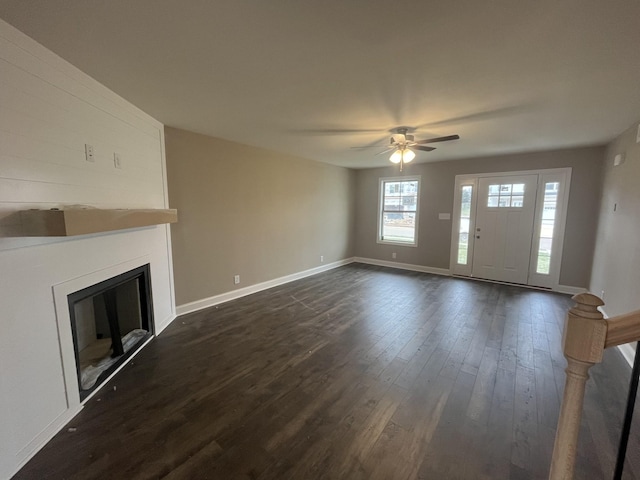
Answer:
xmin=377 ymin=176 xmax=421 ymax=247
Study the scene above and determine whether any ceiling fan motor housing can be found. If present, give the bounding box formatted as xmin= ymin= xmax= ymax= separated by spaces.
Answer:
xmin=390 ymin=133 xmax=414 ymax=145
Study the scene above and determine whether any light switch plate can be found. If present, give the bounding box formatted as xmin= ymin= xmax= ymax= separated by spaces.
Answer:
xmin=637 ymin=124 xmax=640 ymax=143
xmin=439 ymin=213 xmax=451 ymax=220
xmin=114 ymin=153 xmax=122 ymax=169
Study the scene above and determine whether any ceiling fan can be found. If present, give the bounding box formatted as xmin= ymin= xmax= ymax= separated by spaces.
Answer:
xmin=354 ymin=127 xmax=460 ymax=170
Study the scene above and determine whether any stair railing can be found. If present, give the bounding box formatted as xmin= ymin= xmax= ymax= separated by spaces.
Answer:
xmin=550 ymin=293 xmax=640 ymax=479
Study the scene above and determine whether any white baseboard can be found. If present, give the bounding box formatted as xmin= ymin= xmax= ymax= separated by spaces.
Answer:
xmin=353 ymin=257 xmax=450 ymax=276
xmin=11 ymin=404 xmax=83 ymax=479
xmin=176 ymin=256 xmax=586 ymax=318
xmin=155 ymin=313 xmax=176 ymax=335
xmin=176 ymin=258 xmax=356 ymax=316
xmin=353 ymin=258 xmax=588 ymax=297
xmin=556 ymin=285 xmax=588 ymax=295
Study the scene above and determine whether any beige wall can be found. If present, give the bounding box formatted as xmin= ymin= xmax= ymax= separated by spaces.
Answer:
xmin=590 ymin=120 xmax=640 ymax=316
xmin=166 ymin=127 xmax=356 ymax=306
xmin=167 ymin=124 xmax=605 ymax=306
xmin=354 ymin=146 xmax=604 ymax=288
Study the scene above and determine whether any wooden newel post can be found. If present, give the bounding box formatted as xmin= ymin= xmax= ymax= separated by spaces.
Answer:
xmin=549 ymin=293 xmax=607 ymax=480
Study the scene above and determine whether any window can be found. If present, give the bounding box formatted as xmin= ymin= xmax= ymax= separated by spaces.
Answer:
xmin=487 ymin=183 xmax=525 ymax=208
xmin=378 ymin=177 xmax=420 ymax=246
xmin=456 ymin=185 xmax=473 ymax=264
xmin=535 ymin=181 xmax=560 ymax=274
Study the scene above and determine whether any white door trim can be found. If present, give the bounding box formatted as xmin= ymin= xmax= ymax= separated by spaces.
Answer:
xmin=449 ymin=167 xmax=572 ymax=290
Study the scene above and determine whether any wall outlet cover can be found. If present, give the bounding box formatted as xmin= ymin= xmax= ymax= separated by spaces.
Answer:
xmin=114 ymin=153 xmax=122 ymax=169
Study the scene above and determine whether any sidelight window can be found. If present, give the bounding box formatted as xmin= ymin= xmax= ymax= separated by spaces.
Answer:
xmin=456 ymin=185 xmax=473 ymax=264
xmin=535 ymin=182 xmax=560 ymax=274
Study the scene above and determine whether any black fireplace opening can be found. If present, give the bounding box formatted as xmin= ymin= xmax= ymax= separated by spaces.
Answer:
xmin=68 ymin=264 xmax=154 ymax=401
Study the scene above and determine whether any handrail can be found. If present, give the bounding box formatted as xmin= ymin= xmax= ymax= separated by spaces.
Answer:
xmin=549 ymin=294 xmax=640 ymax=479
xmin=605 ymin=310 xmax=640 ymax=348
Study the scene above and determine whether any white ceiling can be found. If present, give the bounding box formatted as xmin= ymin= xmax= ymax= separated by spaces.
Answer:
xmin=1 ymin=0 xmax=640 ymax=169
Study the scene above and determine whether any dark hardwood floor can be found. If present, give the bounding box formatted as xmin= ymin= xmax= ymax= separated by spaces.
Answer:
xmin=14 ymin=263 xmax=640 ymax=479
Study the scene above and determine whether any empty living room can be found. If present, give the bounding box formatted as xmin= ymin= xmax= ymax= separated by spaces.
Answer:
xmin=1 ymin=2 xmax=640 ymax=479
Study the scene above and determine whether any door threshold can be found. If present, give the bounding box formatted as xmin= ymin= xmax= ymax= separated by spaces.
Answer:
xmin=451 ymin=274 xmax=557 ymax=293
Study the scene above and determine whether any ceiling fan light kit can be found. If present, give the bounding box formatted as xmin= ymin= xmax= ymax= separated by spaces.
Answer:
xmin=384 ymin=127 xmax=460 ymax=170
xmin=389 ymin=148 xmax=415 ymax=165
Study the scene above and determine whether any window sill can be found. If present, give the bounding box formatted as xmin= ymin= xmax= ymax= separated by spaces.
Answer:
xmin=377 ymin=239 xmax=418 ymax=248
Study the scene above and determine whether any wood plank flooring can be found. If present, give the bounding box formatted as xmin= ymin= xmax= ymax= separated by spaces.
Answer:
xmin=13 ymin=263 xmax=640 ymax=479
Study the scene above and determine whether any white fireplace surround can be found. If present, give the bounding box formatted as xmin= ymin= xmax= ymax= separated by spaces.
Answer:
xmin=52 ymin=255 xmax=155 ymax=409
xmin=0 ymin=19 xmax=176 ymax=479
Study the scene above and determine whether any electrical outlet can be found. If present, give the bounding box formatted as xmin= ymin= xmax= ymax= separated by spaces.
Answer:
xmin=114 ymin=153 xmax=122 ymax=169
xmin=392 ymin=252 xmax=397 ymax=259
xmin=320 ymin=255 xmax=324 ymax=263
xmin=234 ymin=275 xmax=240 ymax=285
xmin=85 ymin=144 xmax=95 ymax=162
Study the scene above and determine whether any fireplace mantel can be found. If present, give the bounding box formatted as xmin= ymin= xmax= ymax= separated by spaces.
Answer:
xmin=16 ymin=208 xmax=178 ymax=236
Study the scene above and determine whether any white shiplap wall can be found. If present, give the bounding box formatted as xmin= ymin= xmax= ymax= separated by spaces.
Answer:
xmin=0 ymin=19 xmax=176 ymax=478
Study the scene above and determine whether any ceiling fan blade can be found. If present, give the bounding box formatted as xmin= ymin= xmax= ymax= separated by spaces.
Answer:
xmin=292 ymin=127 xmax=387 ymax=135
xmin=350 ymin=143 xmax=389 ymax=149
xmin=414 ymin=145 xmax=436 ymax=152
xmin=416 ymin=105 xmax=528 ymax=128
xmin=375 ymin=147 xmax=397 ymax=156
xmin=416 ymin=135 xmax=460 ymax=144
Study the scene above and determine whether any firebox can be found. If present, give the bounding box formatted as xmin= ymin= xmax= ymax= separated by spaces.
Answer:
xmin=67 ymin=264 xmax=153 ymax=400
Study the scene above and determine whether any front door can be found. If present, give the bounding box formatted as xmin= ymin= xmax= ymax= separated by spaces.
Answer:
xmin=471 ymin=175 xmax=538 ymax=284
